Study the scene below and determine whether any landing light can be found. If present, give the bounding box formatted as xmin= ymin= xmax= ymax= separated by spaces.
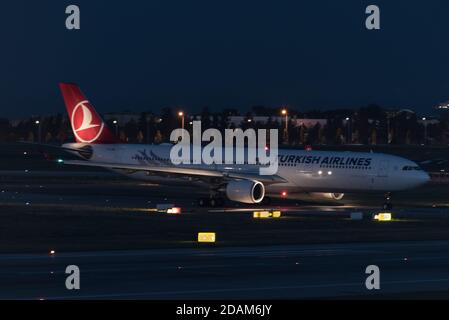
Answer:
xmin=318 ymin=171 xmax=323 ymax=175
xmin=327 ymin=171 xmax=332 ymax=175
xmin=281 ymin=191 xmax=288 ymax=198
xmin=198 ymin=233 xmax=216 ymax=243
xmin=57 ymin=159 xmax=64 ymax=164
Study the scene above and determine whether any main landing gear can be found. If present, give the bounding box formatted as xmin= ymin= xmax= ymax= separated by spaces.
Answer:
xmin=382 ymin=192 xmax=393 ymax=210
xmin=261 ymin=196 xmax=272 ymax=205
xmin=198 ymin=197 xmax=225 ymax=207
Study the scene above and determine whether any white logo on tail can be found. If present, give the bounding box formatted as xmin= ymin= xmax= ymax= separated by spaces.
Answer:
xmin=71 ymin=100 xmax=104 ymax=143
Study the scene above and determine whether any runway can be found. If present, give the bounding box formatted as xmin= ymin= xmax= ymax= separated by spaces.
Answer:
xmin=2 ymin=169 xmax=449 ymax=299
xmin=2 ymin=241 xmax=449 ymax=299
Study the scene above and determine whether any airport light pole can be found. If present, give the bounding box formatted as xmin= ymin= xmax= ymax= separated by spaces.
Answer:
xmin=386 ymin=116 xmax=390 ymax=144
xmin=178 ymin=111 xmax=185 ymax=130
xmin=146 ymin=115 xmax=151 ymax=144
xmin=178 ymin=111 xmax=185 ymax=141
xmin=345 ymin=117 xmax=351 ymax=144
xmin=113 ymin=120 xmax=119 ymax=137
xmin=35 ymin=120 xmax=41 ymax=143
xmin=422 ymin=117 xmax=427 ymax=145
xmin=281 ymin=109 xmax=288 ymax=144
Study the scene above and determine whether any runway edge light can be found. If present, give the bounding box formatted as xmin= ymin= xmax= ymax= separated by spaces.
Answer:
xmin=253 ymin=211 xmax=271 ymax=218
xmin=167 ymin=207 xmax=182 ymax=214
xmin=272 ymin=211 xmax=282 ymax=218
xmin=198 ymin=232 xmax=216 ymax=243
xmin=253 ymin=210 xmax=282 ymax=219
xmin=373 ymin=212 xmax=392 ymax=222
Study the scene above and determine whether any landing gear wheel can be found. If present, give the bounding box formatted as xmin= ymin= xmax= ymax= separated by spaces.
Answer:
xmin=198 ymin=197 xmax=225 ymax=207
xmin=209 ymin=198 xmax=217 ymax=207
xmin=209 ymin=197 xmax=225 ymax=207
xmin=198 ymin=198 xmax=208 ymax=207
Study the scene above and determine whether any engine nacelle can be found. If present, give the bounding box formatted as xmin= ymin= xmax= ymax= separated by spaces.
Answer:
xmin=309 ymin=193 xmax=345 ymax=201
xmin=226 ymin=180 xmax=265 ymax=204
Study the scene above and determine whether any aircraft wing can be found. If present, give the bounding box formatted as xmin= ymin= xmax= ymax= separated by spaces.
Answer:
xmin=63 ymin=160 xmax=286 ymax=184
xmin=18 ymin=141 xmax=91 ymax=159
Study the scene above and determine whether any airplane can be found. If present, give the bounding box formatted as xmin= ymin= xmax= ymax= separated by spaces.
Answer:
xmin=57 ymin=83 xmax=430 ymax=208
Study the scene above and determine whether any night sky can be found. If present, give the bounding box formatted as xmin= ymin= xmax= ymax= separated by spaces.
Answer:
xmin=2 ymin=0 xmax=449 ymax=118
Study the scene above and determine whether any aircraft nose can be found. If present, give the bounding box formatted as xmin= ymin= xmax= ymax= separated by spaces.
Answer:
xmin=421 ymin=171 xmax=431 ymax=184
xmin=414 ymin=171 xmax=431 ymax=186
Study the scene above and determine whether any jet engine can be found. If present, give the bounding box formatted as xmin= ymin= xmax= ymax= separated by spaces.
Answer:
xmin=226 ymin=180 xmax=265 ymax=204
xmin=309 ymin=193 xmax=345 ymax=201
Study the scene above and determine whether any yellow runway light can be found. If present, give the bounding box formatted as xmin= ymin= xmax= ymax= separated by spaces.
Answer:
xmin=198 ymin=232 xmax=216 ymax=243
xmin=271 ymin=211 xmax=282 ymax=218
xmin=374 ymin=213 xmax=392 ymax=221
xmin=253 ymin=211 xmax=282 ymax=218
xmin=253 ymin=211 xmax=271 ymax=218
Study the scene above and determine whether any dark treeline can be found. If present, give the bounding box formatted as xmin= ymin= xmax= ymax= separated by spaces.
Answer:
xmin=1 ymin=105 xmax=448 ymax=146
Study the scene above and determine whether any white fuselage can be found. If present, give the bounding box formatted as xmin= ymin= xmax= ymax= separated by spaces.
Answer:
xmin=64 ymin=143 xmax=430 ymax=195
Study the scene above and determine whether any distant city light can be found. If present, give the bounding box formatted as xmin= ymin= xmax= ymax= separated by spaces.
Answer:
xmin=35 ymin=120 xmax=40 ymax=124
xmin=281 ymin=109 xmax=287 ymax=115
xmin=178 ymin=111 xmax=184 ymax=117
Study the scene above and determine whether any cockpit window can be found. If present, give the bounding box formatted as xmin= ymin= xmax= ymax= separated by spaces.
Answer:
xmin=402 ymin=166 xmax=422 ymax=171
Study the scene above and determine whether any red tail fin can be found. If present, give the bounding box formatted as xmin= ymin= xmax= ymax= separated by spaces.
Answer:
xmin=59 ymin=83 xmax=118 ymax=144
